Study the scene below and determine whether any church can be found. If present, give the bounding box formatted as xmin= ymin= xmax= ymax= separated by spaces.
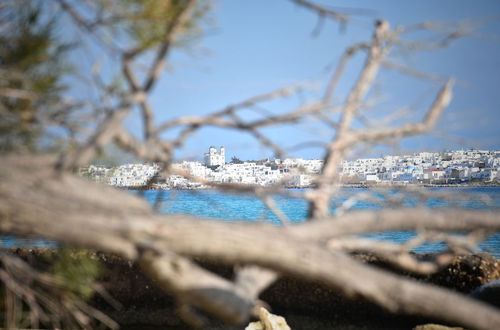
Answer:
xmin=204 ymin=146 xmax=225 ymax=167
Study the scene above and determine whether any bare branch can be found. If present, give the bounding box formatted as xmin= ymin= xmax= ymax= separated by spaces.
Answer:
xmin=327 ymin=238 xmax=457 ymax=275
xmin=308 ymin=20 xmax=390 ymax=218
xmin=259 ymin=194 xmax=291 ymax=226
xmin=2 ymin=2 xmax=497 ymax=329
xmin=323 ymin=42 xmax=370 ymax=104
xmin=121 ymin=59 xmax=157 ymax=140
xmin=0 ymin=252 xmax=119 ymax=329
xmin=289 ymin=208 xmax=500 ymax=241
xmin=0 ymin=87 xmax=37 ymax=100
xmin=292 ymin=0 xmax=349 ymax=24
xmin=56 ymin=0 xmax=121 ymax=52
xmin=340 ymin=79 xmax=454 ymax=148
xmin=234 ymin=266 xmax=278 ymax=302
xmin=114 ymin=123 xmax=172 ymax=163
xmin=141 ymin=0 xmax=197 ymax=93
xmin=154 ymin=84 xmax=313 ymax=134
xmin=57 ymin=105 xmax=132 ymax=171
xmin=2 ymin=156 xmax=500 ymax=329
xmin=382 ymin=60 xmax=450 ymax=83
xmin=139 ymin=250 xmax=266 ymax=325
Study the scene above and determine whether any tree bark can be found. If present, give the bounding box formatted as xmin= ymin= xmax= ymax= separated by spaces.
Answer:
xmin=1 ymin=155 xmax=500 ymax=329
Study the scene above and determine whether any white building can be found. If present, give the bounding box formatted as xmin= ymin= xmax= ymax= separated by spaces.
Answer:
xmin=288 ymin=174 xmax=312 ymax=187
xmin=365 ymin=174 xmax=381 ymax=183
xmin=86 ymin=148 xmax=500 ymax=188
xmin=107 ymin=163 xmax=160 ymax=187
xmin=204 ymin=146 xmax=225 ymax=167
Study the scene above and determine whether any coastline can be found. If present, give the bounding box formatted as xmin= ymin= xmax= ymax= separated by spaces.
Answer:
xmin=123 ymin=181 xmax=500 ymax=191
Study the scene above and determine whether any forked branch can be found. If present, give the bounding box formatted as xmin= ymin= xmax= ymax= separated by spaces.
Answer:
xmin=1 ymin=156 xmax=500 ymax=329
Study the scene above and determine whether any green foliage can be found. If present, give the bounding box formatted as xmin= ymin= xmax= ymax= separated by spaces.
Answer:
xmin=231 ymin=156 xmax=243 ymax=164
xmin=50 ymin=249 xmax=106 ymax=301
xmin=0 ymin=3 xmax=72 ymax=152
xmin=0 ymin=1 xmax=213 ymax=153
xmin=119 ymin=0 xmax=213 ymax=54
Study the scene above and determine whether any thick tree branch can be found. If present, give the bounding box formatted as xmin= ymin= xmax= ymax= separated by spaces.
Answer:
xmin=1 ymin=156 xmax=500 ymax=329
xmin=138 ymin=251 xmax=270 ymax=325
xmin=289 ymin=208 xmax=500 ymax=241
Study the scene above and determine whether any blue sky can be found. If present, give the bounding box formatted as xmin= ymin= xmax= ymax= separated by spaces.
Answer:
xmin=95 ymin=1 xmax=500 ymax=161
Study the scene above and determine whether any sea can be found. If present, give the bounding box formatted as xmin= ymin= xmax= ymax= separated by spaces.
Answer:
xmin=2 ymin=187 xmax=500 ymax=257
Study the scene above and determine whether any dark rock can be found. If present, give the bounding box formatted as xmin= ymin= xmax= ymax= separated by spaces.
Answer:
xmin=4 ymin=249 xmax=500 ymax=329
xmin=424 ymin=253 xmax=500 ymax=293
xmin=470 ymin=279 xmax=500 ymax=307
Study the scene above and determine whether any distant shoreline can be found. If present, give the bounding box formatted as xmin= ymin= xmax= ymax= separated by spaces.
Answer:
xmin=341 ymin=182 xmax=500 ymax=188
xmin=122 ymin=181 xmax=500 ymax=191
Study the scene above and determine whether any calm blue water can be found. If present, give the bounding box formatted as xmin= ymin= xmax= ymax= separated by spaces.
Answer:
xmin=139 ymin=187 xmax=500 ymax=257
xmin=2 ymin=187 xmax=500 ymax=257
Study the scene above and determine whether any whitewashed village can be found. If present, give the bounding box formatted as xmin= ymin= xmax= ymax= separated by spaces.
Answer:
xmin=82 ymin=147 xmax=500 ymax=189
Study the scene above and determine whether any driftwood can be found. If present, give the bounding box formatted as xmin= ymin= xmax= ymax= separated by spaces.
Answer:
xmin=1 ymin=1 xmax=500 ymax=329
xmin=1 ymin=156 xmax=500 ymax=329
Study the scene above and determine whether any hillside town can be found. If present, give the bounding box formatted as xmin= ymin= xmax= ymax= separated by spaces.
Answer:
xmin=81 ymin=147 xmax=500 ymax=189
